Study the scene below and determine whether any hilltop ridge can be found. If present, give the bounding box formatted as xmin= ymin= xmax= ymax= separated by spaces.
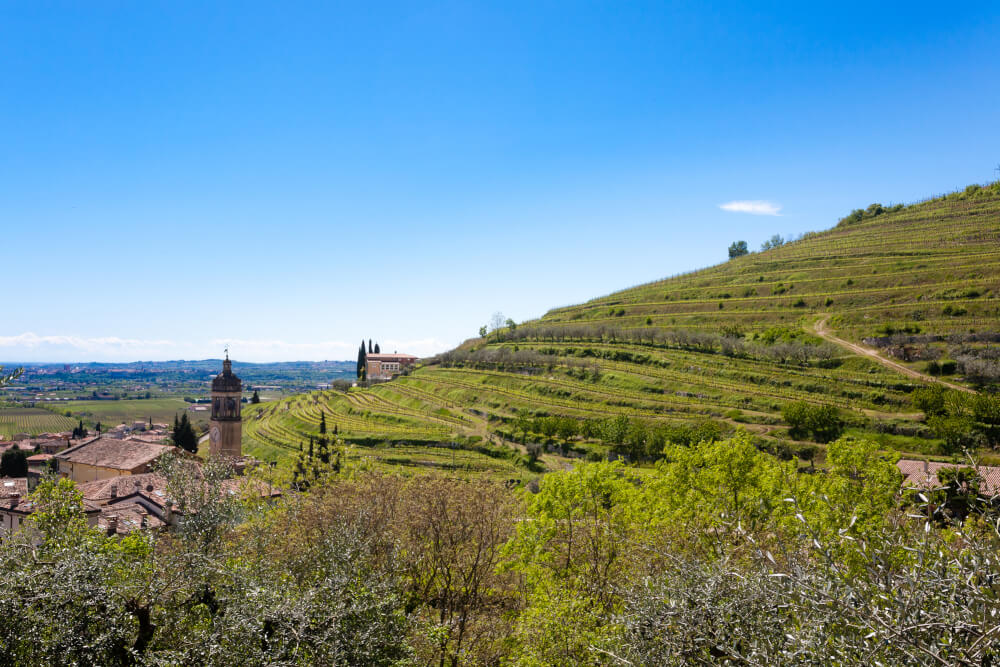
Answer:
xmin=244 ymin=183 xmax=1000 ymax=474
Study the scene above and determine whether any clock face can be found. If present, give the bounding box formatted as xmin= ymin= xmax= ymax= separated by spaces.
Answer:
xmin=210 ymin=426 xmax=220 ymax=444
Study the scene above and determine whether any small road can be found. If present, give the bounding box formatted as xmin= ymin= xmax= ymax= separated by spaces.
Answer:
xmin=812 ymin=316 xmax=975 ymax=394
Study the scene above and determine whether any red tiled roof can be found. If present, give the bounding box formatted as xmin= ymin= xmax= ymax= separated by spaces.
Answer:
xmin=897 ymin=459 xmax=1000 ymax=496
xmin=55 ymin=437 xmax=173 ymax=471
xmin=365 ymin=353 xmax=418 ymax=361
xmin=76 ymin=473 xmax=168 ymax=503
xmin=0 ymin=477 xmax=28 ymax=498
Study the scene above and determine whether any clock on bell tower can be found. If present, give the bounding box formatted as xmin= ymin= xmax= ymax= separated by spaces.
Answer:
xmin=209 ymin=351 xmax=242 ymax=458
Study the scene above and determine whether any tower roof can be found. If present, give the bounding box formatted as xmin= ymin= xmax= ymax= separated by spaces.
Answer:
xmin=212 ymin=357 xmax=242 ymax=392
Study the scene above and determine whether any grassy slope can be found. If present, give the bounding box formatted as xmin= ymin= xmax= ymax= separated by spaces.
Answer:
xmin=248 ymin=186 xmax=1000 ymax=474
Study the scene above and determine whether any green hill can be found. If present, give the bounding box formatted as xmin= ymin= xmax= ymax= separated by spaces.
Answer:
xmin=245 ymin=184 xmax=1000 ymax=474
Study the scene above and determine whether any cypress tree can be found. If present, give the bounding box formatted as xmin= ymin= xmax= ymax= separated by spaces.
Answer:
xmin=319 ymin=412 xmax=327 ymax=435
xmin=368 ymin=339 xmax=373 ymax=354
xmin=374 ymin=342 xmax=381 ymax=353
xmin=308 ymin=437 xmax=314 ymax=460
xmin=172 ymin=413 xmax=198 ymax=453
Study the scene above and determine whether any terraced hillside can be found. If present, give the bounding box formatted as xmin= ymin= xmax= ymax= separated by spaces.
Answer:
xmin=247 ymin=184 xmax=1000 ymax=474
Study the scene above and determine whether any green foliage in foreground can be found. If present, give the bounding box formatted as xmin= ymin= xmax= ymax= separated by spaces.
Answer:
xmin=3 ymin=435 xmax=1000 ymax=665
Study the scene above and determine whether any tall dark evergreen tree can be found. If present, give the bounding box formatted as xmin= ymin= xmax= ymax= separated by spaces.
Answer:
xmin=0 ymin=449 xmax=27 ymax=477
xmin=374 ymin=342 xmax=381 ymax=353
xmin=357 ymin=341 xmax=367 ymax=379
xmin=171 ymin=413 xmax=198 ymax=453
xmin=308 ymin=437 xmax=314 ymax=460
xmin=251 ymin=390 xmax=260 ymax=404
xmin=319 ymin=412 xmax=327 ymax=435
xmin=368 ymin=339 xmax=373 ymax=354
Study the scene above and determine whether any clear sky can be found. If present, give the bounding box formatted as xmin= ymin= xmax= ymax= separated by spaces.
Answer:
xmin=2 ymin=2 xmax=999 ymax=362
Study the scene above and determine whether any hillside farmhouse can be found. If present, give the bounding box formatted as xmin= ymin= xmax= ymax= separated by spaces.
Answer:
xmin=366 ymin=353 xmax=418 ymax=381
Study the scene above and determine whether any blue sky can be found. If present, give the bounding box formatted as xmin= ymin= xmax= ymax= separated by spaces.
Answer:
xmin=2 ymin=1 xmax=999 ymax=362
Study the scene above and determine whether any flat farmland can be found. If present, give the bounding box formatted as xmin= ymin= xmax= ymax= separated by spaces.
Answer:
xmin=59 ymin=398 xmax=210 ymax=430
xmin=0 ymin=407 xmax=77 ymax=438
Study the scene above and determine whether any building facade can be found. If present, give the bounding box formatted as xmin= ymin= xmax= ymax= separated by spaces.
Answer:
xmin=366 ymin=353 xmax=418 ymax=381
xmin=209 ymin=355 xmax=242 ymax=458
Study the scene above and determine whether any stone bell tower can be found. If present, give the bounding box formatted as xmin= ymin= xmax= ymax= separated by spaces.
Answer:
xmin=209 ymin=351 xmax=242 ymax=458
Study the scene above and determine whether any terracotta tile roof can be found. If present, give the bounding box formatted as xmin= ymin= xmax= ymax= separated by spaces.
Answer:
xmin=76 ymin=473 xmax=168 ymax=504
xmin=897 ymin=459 xmax=1000 ymax=496
xmin=1 ymin=477 xmax=100 ymax=515
xmin=56 ymin=437 xmax=173 ymax=471
xmin=26 ymin=454 xmax=53 ymax=462
xmin=365 ymin=353 xmax=418 ymax=361
xmin=0 ymin=477 xmax=28 ymax=498
xmin=99 ymin=505 xmax=166 ymax=535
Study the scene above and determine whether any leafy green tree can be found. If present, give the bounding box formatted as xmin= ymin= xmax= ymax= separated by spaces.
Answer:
xmin=478 ymin=325 xmax=488 ymax=338
xmin=760 ymin=233 xmax=785 ymax=251
xmin=728 ymin=240 xmax=749 ymax=258
xmin=912 ymin=385 xmax=947 ymax=417
xmin=782 ymin=401 xmax=843 ymax=442
xmin=599 ymin=414 xmax=631 ymax=448
xmin=927 ymin=414 xmax=985 ymax=455
xmin=171 ymin=412 xmax=198 ymax=453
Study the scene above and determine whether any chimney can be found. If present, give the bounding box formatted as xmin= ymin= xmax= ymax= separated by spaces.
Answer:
xmin=140 ymin=512 xmax=148 ymax=529
xmin=164 ymin=500 xmax=174 ymax=526
xmin=106 ymin=515 xmax=118 ymax=536
xmin=110 ymin=483 xmax=118 ymax=499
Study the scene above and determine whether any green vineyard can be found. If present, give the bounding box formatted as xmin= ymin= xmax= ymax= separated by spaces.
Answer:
xmin=0 ymin=407 xmax=78 ymax=439
xmin=248 ymin=186 xmax=1000 ymax=473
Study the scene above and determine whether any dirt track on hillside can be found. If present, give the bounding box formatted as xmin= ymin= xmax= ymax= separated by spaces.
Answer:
xmin=812 ymin=316 xmax=975 ymax=394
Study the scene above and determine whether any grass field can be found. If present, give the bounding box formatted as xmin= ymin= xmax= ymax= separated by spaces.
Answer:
xmin=0 ymin=407 xmax=77 ymax=439
xmin=247 ymin=186 xmax=1000 ymax=474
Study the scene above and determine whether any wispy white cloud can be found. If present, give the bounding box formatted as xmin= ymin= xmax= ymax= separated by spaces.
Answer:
xmin=0 ymin=332 xmax=176 ymax=352
xmin=719 ymin=200 xmax=782 ymax=216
